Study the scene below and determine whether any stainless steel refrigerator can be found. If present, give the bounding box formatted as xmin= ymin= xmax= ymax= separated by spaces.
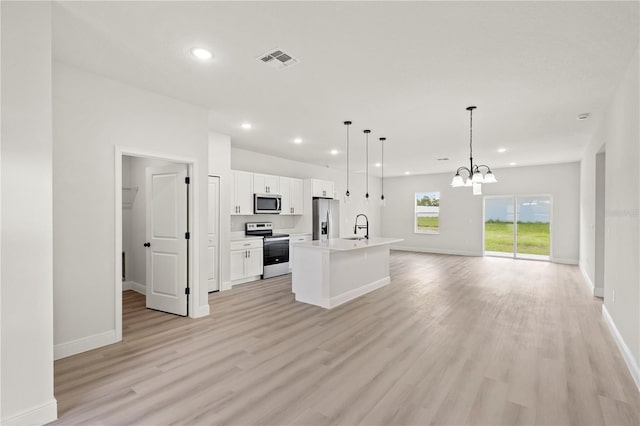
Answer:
xmin=312 ymin=198 xmax=340 ymax=241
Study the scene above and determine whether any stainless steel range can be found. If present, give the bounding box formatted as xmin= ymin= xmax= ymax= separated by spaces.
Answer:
xmin=245 ymin=222 xmax=290 ymax=279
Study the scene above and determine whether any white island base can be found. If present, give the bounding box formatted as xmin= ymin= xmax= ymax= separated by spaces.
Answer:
xmin=291 ymin=237 xmax=403 ymax=309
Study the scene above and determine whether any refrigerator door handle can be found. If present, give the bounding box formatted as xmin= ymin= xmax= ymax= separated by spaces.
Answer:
xmin=327 ymin=209 xmax=332 ymax=239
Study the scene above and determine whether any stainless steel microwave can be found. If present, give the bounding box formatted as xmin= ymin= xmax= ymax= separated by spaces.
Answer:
xmin=254 ymin=193 xmax=282 ymax=214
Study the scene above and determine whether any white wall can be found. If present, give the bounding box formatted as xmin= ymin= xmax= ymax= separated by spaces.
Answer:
xmin=1 ymin=2 xmax=58 ymax=424
xmin=580 ymin=42 xmax=639 ymax=385
xmin=382 ymin=162 xmax=580 ymax=263
xmin=122 ymin=156 xmax=178 ymax=289
xmin=53 ymin=62 xmax=210 ymax=358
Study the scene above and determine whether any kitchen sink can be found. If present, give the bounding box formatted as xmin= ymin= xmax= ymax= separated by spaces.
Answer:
xmin=342 ymin=237 xmax=367 ymax=241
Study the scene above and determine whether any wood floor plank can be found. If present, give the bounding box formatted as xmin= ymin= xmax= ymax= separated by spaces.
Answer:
xmin=52 ymin=252 xmax=639 ymax=425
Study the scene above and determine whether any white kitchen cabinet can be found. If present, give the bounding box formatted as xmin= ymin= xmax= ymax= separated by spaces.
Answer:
xmin=230 ymin=250 xmax=246 ymax=281
xmin=245 ymin=248 xmax=264 ymax=277
xmin=289 ymin=234 xmax=312 ymax=272
xmin=253 ymin=173 xmax=280 ymax=194
xmin=311 ymin=179 xmax=334 ymax=199
xmin=231 ymin=170 xmax=253 ymax=215
xmin=230 ymin=239 xmax=263 ymax=285
xmin=279 ymin=177 xmax=304 ymax=215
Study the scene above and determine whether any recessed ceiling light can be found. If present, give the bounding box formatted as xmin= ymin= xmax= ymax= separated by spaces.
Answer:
xmin=330 ymin=149 xmax=339 ymax=155
xmin=577 ymin=113 xmax=590 ymax=120
xmin=404 ymin=171 xmax=411 ymax=175
xmin=241 ymin=123 xmax=252 ymax=130
xmin=497 ymin=148 xmax=507 ymax=153
xmin=294 ymin=138 xmax=302 ymax=144
xmin=509 ymin=162 xmax=517 ymax=166
xmin=374 ymin=163 xmax=381 ymax=167
xmin=191 ymin=47 xmax=213 ymax=60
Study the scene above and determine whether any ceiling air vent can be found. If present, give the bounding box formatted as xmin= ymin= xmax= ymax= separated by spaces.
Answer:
xmin=257 ymin=48 xmax=299 ymax=69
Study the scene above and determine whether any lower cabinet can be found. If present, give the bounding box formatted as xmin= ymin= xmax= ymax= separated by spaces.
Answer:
xmin=230 ymin=239 xmax=264 ymax=285
xmin=289 ymin=234 xmax=312 ymax=272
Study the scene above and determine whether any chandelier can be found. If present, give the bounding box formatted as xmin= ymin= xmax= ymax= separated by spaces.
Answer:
xmin=451 ymin=106 xmax=497 ymax=194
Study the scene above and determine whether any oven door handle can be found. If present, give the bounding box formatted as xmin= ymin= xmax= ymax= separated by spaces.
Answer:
xmin=265 ymin=236 xmax=289 ymax=242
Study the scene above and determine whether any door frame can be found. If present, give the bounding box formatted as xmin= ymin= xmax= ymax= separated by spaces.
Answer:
xmin=482 ymin=194 xmax=553 ymax=261
xmin=115 ymin=146 xmax=201 ymax=342
xmin=208 ymin=175 xmax=221 ymax=292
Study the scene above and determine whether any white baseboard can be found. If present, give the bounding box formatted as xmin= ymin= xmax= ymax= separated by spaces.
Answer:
xmin=551 ymin=257 xmax=579 ymax=265
xmin=230 ymin=275 xmax=261 ymax=286
xmin=221 ymin=281 xmax=232 ymax=291
xmin=296 ymin=277 xmax=390 ymax=309
xmin=1 ymin=398 xmax=58 ymax=425
xmin=579 ymin=264 xmax=604 ymax=298
xmin=328 ymin=276 xmax=390 ymax=308
xmin=193 ymin=304 xmax=210 ymax=318
xmin=579 ymin=264 xmax=595 ymax=292
xmin=389 ymin=245 xmax=482 ymax=257
xmin=131 ymin=281 xmax=146 ymax=295
xmin=602 ymin=305 xmax=640 ymax=392
xmin=123 ymin=280 xmax=145 ymax=295
xmin=54 ymin=329 xmax=117 ymax=360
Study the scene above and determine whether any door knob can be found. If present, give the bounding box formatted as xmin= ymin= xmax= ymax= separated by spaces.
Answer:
xmin=144 ymin=242 xmax=151 ymax=247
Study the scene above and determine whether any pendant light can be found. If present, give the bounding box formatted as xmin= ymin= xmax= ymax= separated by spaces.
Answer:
xmin=364 ymin=129 xmax=371 ymax=203
xmin=344 ymin=121 xmax=352 ymax=204
xmin=379 ymin=137 xmax=386 ymax=206
xmin=451 ymin=106 xmax=497 ymax=193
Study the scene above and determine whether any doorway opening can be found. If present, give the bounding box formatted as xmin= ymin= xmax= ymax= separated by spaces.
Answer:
xmin=484 ymin=195 xmax=552 ymax=261
xmin=115 ymin=147 xmax=199 ymax=342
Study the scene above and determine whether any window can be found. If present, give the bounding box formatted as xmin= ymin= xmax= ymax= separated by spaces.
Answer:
xmin=415 ymin=192 xmax=440 ymax=234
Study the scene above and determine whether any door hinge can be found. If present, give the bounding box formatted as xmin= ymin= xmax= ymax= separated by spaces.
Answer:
xmin=185 ymin=287 xmax=190 ymax=295
xmin=185 ymin=232 xmax=190 ymax=239
xmin=185 ymin=177 xmax=190 ymax=184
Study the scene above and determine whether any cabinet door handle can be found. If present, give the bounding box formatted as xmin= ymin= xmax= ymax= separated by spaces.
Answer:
xmin=248 ymin=250 xmax=251 ymax=258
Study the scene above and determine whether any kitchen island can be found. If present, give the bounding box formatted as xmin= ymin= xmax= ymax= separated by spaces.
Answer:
xmin=291 ymin=237 xmax=403 ymax=309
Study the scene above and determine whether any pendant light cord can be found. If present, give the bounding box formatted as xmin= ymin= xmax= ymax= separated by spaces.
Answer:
xmin=468 ymin=106 xmax=476 ymax=172
xmin=364 ymin=130 xmax=371 ymax=198
xmin=344 ymin=121 xmax=352 ymax=197
xmin=380 ymin=137 xmax=386 ymax=200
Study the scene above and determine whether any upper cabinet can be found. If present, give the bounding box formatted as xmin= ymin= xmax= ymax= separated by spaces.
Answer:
xmin=311 ymin=179 xmax=335 ymax=199
xmin=253 ymin=173 xmax=280 ymax=194
xmin=280 ymin=177 xmax=304 ymax=215
xmin=231 ymin=170 xmax=331 ymax=214
xmin=231 ymin=170 xmax=253 ymax=215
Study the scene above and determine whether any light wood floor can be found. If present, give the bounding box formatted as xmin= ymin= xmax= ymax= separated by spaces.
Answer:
xmin=53 ymin=251 xmax=639 ymax=425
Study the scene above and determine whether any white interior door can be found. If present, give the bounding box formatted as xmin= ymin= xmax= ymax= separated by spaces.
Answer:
xmin=207 ymin=176 xmax=220 ymax=292
xmin=145 ymin=164 xmax=188 ymax=316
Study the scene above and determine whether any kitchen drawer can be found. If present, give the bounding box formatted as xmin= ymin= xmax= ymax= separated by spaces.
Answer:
xmin=290 ymin=235 xmax=312 ymax=243
xmin=231 ymin=239 xmax=263 ymax=251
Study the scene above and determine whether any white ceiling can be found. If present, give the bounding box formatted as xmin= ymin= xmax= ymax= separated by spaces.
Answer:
xmin=52 ymin=1 xmax=639 ymax=177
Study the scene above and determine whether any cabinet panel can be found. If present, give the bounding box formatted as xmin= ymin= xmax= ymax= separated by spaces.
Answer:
xmin=290 ymin=178 xmax=304 ymax=214
xmin=279 ymin=177 xmax=292 ymax=215
xmin=254 ymin=173 xmax=279 ymax=194
xmin=245 ymin=248 xmax=264 ymax=277
xmin=232 ymin=171 xmax=253 ymax=215
xmin=311 ymin=179 xmax=334 ymax=199
xmin=230 ymin=250 xmax=246 ymax=281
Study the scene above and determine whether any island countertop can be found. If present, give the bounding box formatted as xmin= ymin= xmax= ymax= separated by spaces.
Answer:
xmin=293 ymin=237 xmax=403 ymax=252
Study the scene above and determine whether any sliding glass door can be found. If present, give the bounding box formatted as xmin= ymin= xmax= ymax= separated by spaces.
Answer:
xmin=484 ymin=195 xmax=551 ymax=260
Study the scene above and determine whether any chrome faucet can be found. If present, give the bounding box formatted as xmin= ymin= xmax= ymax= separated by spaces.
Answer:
xmin=354 ymin=214 xmax=369 ymax=239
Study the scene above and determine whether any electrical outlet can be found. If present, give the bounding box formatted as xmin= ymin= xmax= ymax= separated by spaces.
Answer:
xmin=612 ymin=290 xmax=615 ymax=302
